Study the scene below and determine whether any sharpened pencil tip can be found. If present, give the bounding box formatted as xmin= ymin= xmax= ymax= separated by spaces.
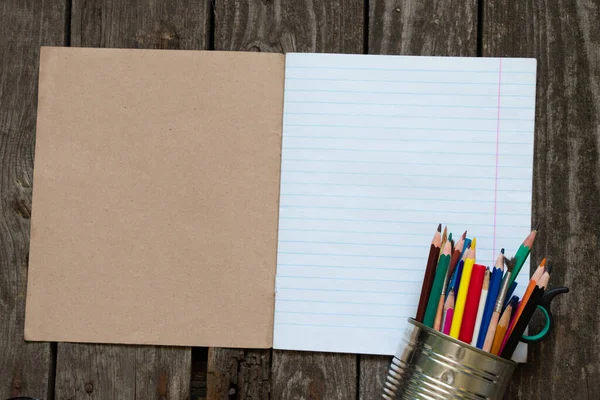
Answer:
xmin=471 ymin=237 xmax=477 ymax=249
xmin=540 ymin=257 xmax=547 ymax=267
xmin=545 ymin=263 xmax=553 ymax=274
xmin=501 ymin=248 xmax=505 ymax=254
xmin=448 ymin=232 xmax=453 ymax=242
xmin=533 ymin=222 xmax=539 ymax=231
xmin=462 ymin=230 xmax=467 ymax=239
xmin=437 ymin=223 xmax=442 ymax=232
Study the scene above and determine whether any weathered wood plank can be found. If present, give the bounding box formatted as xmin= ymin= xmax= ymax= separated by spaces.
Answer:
xmin=215 ymin=0 xmax=364 ymax=53
xmin=55 ymin=344 xmax=191 ymax=399
xmin=54 ymin=2 xmax=211 ymax=399
xmin=0 ymin=0 xmax=66 ymax=398
xmin=212 ymin=1 xmax=364 ymax=398
xmin=368 ymin=0 xmax=477 ymax=56
xmin=363 ymin=1 xmax=478 ymax=397
xmin=207 ymin=348 xmax=271 ymax=400
xmin=71 ymin=0 xmax=210 ymax=49
xmin=271 ymin=351 xmax=357 ymax=399
xmin=482 ymin=1 xmax=600 ymax=399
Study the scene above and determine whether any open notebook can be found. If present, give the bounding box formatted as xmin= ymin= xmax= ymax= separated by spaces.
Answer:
xmin=26 ymin=48 xmax=536 ymax=357
xmin=273 ymin=53 xmax=536 ymax=356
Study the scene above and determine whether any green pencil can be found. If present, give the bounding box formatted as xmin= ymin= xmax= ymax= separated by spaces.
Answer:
xmin=423 ymin=240 xmax=452 ymax=327
xmin=507 ymin=227 xmax=537 ymax=288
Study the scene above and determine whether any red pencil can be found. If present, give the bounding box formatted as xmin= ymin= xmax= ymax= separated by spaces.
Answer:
xmin=458 ymin=263 xmax=486 ymax=343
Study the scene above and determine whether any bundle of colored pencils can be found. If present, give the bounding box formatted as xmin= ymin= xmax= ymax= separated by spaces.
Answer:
xmin=415 ymin=224 xmax=547 ymax=360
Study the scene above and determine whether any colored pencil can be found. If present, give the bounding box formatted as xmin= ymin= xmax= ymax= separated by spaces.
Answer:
xmin=415 ymin=224 xmax=442 ymax=322
xmin=450 ymin=239 xmax=476 ymax=338
xmin=476 ymin=250 xmax=504 ymax=348
xmin=502 ymin=258 xmax=547 ymax=348
xmin=507 ymin=227 xmax=538 ymax=288
xmin=424 ymin=240 xmax=452 ymax=327
xmin=438 ymin=226 xmax=448 ymax=260
xmin=442 ymin=289 xmax=455 ymax=335
xmin=447 ymin=236 xmax=470 ymax=296
xmin=503 ymin=281 xmax=518 ymax=310
xmin=434 ymin=232 xmax=466 ymax=330
xmin=482 ymin=256 xmax=515 ymax=352
xmin=447 ymin=231 xmax=467 ymax=286
xmin=433 ymin=238 xmax=454 ymax=331
xmin=491 ymin=301 xmax=514 ymax=355
xmin=470 ymin=268 xmax=490 ymax=346
xmin=500 ymin=284 xmax=547 ymax=359
xmin=460 ymin=263 xmax=486 ymax=343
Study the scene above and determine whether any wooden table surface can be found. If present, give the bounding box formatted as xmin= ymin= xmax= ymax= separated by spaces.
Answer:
xmin=1 ymin=1 xmax=598 ymax=399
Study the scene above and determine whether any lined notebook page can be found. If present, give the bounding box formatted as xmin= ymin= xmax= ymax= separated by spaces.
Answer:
xmin=273 ymin=53 xmax=536 ymax=355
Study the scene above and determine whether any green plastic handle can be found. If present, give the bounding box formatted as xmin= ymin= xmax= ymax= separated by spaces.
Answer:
xmin=521 ymin=305 xmax=550 ymax=342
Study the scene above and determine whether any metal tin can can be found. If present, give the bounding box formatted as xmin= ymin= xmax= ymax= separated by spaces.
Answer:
xmin=383 ymin=318 xmax=516 ymax=399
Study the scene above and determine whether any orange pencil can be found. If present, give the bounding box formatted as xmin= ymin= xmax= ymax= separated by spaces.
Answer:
xmin=491 ymin=302 xmax=513 ymax=355
xmin=503 ymin=259 xmax=547 ymax=343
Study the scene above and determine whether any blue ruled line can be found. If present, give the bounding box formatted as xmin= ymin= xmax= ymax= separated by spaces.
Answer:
xmin=284 ymin=158 xmax=533 ymax=169
xmin=278 ymin=240 xmax=498 ymax=251
xmin=285 ymin=65 xmax=535 ymax=74
xmin=279 ymin=217 xmax=530 ymax=228
xmin=285 ymin=77 xmax=535 ymax=86
xmin=284 ymin=112 xmax=533 ymax=122
xmin=281 ymin=169 xmax=532 ymax=180
xmin=275 ymin=322 xmax=403 ymax=331
xmin=280 ymin=181 xmax=530 ymax=192
xmin=284 ymin=124 xmax=533 ymax=133
xmin=278 ymin=251 xmax=419 ymax=259
xmin=286 ymin=100 xmax=535 ymax=109
xmin=275 ymin=310 xmax=409 ymax=318
xmin=282 ymin=136 xmax=534 ymax=146
xmin=277 ymin=229 xmax=527 ymax=241
xmin=277 ymin=287 xmax=420 ymax=294
xmin=276 ymin=298 xmax=416 ymax=307
xmin=282 ymin=147 xmax=531 ymax=157
xmin=277 ymin=263 xmax=424 ymax=271
xmin=279 ymin=205 xmax=529 ymax=217
xmin=280 ymin=193 xmax=532 ymax=205
xmin=285 ymin=89 xmax=534 ymax=98
xmin=277 ymin=275 xmax=422 ymax=283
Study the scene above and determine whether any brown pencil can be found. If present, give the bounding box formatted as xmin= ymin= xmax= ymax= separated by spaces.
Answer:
xmin=446 ymin=230 xmax=467 ymax=287
xmin=415 ymin=224 xmax=442 ymax=322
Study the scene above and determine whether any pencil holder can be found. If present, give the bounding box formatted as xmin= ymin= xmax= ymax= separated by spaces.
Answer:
xmin=383 ymin=319 xmax=516 ymax=399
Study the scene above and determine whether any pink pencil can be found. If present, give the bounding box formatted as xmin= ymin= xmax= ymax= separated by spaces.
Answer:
xmin=442 ymin=290 xmax=455 ymax=335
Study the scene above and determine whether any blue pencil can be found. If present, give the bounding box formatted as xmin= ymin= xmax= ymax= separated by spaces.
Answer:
xmin=476 ymin=266 xmax=502 ymax=348
xmin=446 ymin=238 xmax=471 ymax=297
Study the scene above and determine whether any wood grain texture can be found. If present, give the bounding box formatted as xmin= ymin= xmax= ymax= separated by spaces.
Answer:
xmin=207 ymin=349 xmax=271 ymax=400
xmin=71 ymin=0 xmax=210 ymax=49
xmin=53 ymin=2 xmax=211 ymax=399
xmin=358 ymin=356 xmax=388 ymax=400
xmin=0 ymin=0 xmax=66 ymax=398
xmin=215 ymin=0 xmax=364 ymax=53
xmin=271 ymin=351 xmax=357 ymax=399
xmin=483 ymin=1 xmax=600 ymax=399
xmin=363 ymin=2 xmax=478 ymax=397
xmin=212 ymin=1 xmax=364 ymax=398
xmin=369 ymin=0 xmax=477 ymax=55
xmin=55 ymin=344 xmax=192 ymax=399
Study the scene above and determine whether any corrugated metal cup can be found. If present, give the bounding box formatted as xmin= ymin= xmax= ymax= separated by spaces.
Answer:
xmin=383 ymin=318 xmax=516 ymax=399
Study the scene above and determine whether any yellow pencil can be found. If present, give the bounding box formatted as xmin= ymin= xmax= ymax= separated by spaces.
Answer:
xmin=449 ymin=238 xmax=476 ymax=338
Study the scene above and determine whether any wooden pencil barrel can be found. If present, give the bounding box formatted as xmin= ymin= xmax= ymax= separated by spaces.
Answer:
xmin=383 ymin=319 xmax=516 ymax=399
